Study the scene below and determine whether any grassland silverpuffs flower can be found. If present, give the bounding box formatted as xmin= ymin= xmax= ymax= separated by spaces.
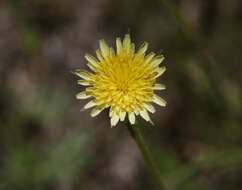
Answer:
xmin=75 ymin=34 xmax=166 ymax=127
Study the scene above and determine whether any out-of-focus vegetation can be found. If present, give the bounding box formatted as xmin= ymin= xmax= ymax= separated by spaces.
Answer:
xmin=0 ymin=0 xmax=242 ymax=189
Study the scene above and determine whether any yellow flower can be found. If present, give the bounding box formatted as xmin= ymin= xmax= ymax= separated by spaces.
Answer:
xmin=75 ymin=34 xmax=166 ymax=127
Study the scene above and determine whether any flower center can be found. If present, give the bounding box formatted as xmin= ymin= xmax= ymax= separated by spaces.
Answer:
xmin=116 ymin=81 xmax=129 ymax=94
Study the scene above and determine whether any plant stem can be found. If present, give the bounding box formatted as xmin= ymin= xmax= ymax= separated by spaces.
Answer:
xmin=127 ymin=123 xmax=165 ymax=190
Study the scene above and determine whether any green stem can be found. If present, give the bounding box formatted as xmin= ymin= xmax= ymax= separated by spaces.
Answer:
xmin=127 ymin=123 xmax=165 ymax=190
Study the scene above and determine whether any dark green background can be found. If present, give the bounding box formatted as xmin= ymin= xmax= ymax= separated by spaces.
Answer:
xmin=0 ymin=0 xmax=242 ymax=189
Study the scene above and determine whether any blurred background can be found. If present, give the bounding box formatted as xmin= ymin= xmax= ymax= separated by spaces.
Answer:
xmin=0 ymin=0 xmax=242 ymax=189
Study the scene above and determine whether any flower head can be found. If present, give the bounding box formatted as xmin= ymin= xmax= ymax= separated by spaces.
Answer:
xmin=75 ymin=34 xmax=166 ymax=127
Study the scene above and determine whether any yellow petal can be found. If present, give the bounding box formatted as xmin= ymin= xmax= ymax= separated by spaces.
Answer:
xmin=140 ymin=109 xmax=150 ymax=121
xmin=99 ymin=40 xmax=109 ymax=58
xmin=153 ymin=83 xmax=166 ymax=90
xmin=128 ymin=112 xmax=135 ymax=125
xmin=85 ymin=54 xmax=98 ymax=66
xmin=96 ymin=50 xmax=104 ymax=61
xmin=110 ymin=47 xmax=115 ymax=57
xmin=90 ymin=107 xmax=104 ymax=117
xmin=77 ymin=80 xmax=91 ymax=86
xmin=87 ymin=63 xmax=96 ymax=72
xmin=75 ymin=71 xmax=92 ymax=80
xmin=150 ymin=56 xmax=164 ymax=67
xmin=152 ymin=95 xmax=166 ymax=107
xmin=116 ymin=37 xmax=122 ymax=54
xmin=109 ymin=107 xmax=117 ymax=118
xmin=120 ymin=111 xmax=126 ymax=121
xmin=76 ymin=92 xmax=91 ymax=99
xmin=137 ymin=42 xmax=148 ymax=55
xmin=155 ymin=67 xmax=166 ymax=78
xmin=145 ymin=52 xmax=155 ymax=63
xmin=109 ymin=108 xmax=113 ymax=118
xmin=144 ymin=103 xmax=156 ymax=113
xmin=84 ymin=100 xmax=96 ymax=109
xmin=131 ymin=43 xmax=135 ymax=55
xmin=134 ymin=107 xmax=140 ymax=115
xmin=123 ymin=34 xmax=131 ymax=50
xmin=111 ymin=114 xmax=119 ymax=127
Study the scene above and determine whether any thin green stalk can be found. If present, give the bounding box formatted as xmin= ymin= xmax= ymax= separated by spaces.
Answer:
xmin=127 ymin=123 xmax=165 ymax=190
